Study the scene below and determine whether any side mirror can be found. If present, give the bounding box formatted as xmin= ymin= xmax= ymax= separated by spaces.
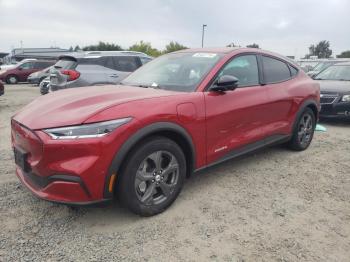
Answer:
xmin=18 ymin=67 xmax=23 ymax=71
xmin=210 ymin=75 xmax=239 ymax=92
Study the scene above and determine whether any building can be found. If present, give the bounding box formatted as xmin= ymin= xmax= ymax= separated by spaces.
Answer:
xmin=7 ymin=48 xmax=72 ymax=62
xmin=0 ymin=52 xmax=9 ymax=65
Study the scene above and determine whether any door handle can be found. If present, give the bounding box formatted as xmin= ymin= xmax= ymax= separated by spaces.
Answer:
xmin=109 ymin=74 xmax=119 ymax=78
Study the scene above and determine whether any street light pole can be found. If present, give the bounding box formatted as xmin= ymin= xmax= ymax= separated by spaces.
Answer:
xmin=201 ymin=24 xmax=207 ymax=48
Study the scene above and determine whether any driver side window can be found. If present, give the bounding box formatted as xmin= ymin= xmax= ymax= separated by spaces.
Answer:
xmin=217 ymin=55 xmax=259 ymax=87
xmin=19 ymin=62 xmax=33 ymax=70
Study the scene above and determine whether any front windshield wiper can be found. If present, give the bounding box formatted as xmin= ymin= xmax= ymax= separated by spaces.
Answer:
xmin=338 ymin=79 xmax=350 ymax=81
xmin=130 ymin=83 xmax=161 ymax=89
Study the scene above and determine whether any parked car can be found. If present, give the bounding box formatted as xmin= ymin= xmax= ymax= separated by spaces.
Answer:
xmin=39 ymin=77 xmax=50 ymax=95
xmin=0 ymin=60 xmax=55 ymax=84
xmin=0 ymin=59 xmax=37 ymax=71
xmin=0 ymin=80 xmax=4 ymax=96
xmin=28 ymin=66 xmax=53 ymax=85
xmin=50 ymin=51 xmax=152 ymax=91
xmin=11 ymin=48 xmax=320 ymax=216
xmin=298 ymin=59 xmax=320 ymax=72
xmin=314 ymin=62 xmax=350 ymax=118
xmin=307 ymin=60 xmax=350 ymax=78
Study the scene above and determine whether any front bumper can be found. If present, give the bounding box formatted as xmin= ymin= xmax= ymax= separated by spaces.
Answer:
xmin=27 ymin=77 xmax=40 ymax=84
xmin=320 ymin=102 xmax=350 ymax=118
xmin=11 ymin=120 xmax=132 ymax=204
xmin=15 ymin=167 xmax=109 ymax=205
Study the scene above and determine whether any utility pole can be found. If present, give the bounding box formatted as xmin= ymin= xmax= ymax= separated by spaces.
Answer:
xmin=201 ymin=24 xmax=207 ymax=48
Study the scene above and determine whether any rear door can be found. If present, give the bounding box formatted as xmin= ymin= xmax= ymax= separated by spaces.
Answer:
xmin=259 ymin=55 xmax=297 ymax=136
xmin=105 ymin=56 xmax=142 ymax=84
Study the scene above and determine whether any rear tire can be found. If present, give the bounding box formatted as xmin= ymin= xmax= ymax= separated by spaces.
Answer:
xmin=6 ymin=75 xmax=18 ymax=84
xmin=117 ymin=136 xmax=186 ymax=216
xmin=288 ymin=107 xmax=316 ymax=151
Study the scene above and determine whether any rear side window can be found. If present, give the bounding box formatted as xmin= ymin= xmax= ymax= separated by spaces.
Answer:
xmin=262 ymin=56 xmax=291 ymax=83
xmin=54 ymin=58 xmax=77 ymax=69
xmin=103 ymin=57 xmax=115 ymax=70
xmin=113 ymin=56 xmax=140 ymax=72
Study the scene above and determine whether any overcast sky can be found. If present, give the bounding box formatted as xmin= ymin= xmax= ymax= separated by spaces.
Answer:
xmin=0 ymin=0 xmax=349 ymax=58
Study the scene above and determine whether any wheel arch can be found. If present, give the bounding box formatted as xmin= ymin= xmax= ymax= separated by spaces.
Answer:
xmin=6 ymin=74 xmax=19 ymax=84
xmin=104 ymin=122 xmax=196 ymax=199
xmin=292 ymin=98 xmax=319 ymax=132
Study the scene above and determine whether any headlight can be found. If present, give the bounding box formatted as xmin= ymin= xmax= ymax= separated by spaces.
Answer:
xmin=342 ymin=95 xmax=350 ymax=102
xmin=44 ymin=117 xmax=132 ymax=139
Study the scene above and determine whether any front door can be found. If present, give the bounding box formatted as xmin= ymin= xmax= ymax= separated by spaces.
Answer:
xmin=204 ymin=54 xmax=269 ymax=164
xmin=18 ymin=62 xmax=35 ymax=82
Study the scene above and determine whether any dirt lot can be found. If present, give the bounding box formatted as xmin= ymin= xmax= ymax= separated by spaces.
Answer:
xmin=0 ymin=84 xmax=349 ymax=261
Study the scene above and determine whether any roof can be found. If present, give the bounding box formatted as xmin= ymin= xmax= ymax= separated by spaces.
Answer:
xmin=175 ymin=47 xmax=240 ymax=54
xmin=331 ymin=62 xmax=350 ymax=66
xmin=174 ymin=47 xmax=300 ymax=67
xmin=59 ymin=51 xmax=151 ymax=60
xmin=12 ymin=48 xmax=69 ymax=55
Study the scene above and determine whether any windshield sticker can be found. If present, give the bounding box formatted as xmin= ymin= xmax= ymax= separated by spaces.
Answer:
xmin=192 ymin=53 xmax=217 ymax=58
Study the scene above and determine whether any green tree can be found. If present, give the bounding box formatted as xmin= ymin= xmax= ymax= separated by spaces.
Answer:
xmin=337 ymin=50 xmax=350 ymax=58
xmin=128 ymin=41 xmax=161 ymax=57
xmin=306 ymin=40 xmax=332 ymax=58
xmin=68 ymin=46 xmax=74 ymax=52
xmin=163 ymin=41 xmax=187 ymax=54
xmin=246 ymin=43 xmax=259 ymax=48
xmin=82 ymin=41 xmax=123 ymax=51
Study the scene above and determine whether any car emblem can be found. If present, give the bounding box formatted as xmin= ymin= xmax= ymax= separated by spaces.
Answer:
xmin=320 ymin=94 xmax=324 ymax=98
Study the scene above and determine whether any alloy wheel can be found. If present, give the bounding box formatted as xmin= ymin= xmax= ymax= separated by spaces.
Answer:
xmin=297 ymin=113 xmax=313 ymax=147
xmin=135 ymin=150 xmax=179 ymax=206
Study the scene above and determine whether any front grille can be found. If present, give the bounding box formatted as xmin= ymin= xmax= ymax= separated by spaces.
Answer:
xmin=320 ymin=94 xmax=338 ymax=104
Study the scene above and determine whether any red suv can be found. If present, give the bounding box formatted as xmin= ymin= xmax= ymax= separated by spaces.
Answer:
xmin=11 ymin=48 xmax=320 ymax=216
xmin=0 ymin=60 xmax=55 ymax=84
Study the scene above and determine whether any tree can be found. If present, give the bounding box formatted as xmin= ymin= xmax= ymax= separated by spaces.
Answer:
xmin=68 ymin=46 xmax=74 ymax=52
xmin=337 ymin=50 xmax=350 ymax=58
xmin=128 ymin=41 xmax=161 ymax=57
xmin=246 ymin=43 xmax=259 ymax=48
xmin=74 ymin=45 xmax=81 ymax=52
xmin=163 ymin=41 xmax=187 ymax=54
xmin=306 ymin=40 xmax=332 ymax=58
xmin=82 ymin=41 xmax=123 ymax=51
xmin=226 ymin=42 xmax=237 ymax=47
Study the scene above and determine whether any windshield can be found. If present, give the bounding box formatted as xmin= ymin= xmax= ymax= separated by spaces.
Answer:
xmin=121 ymin=52 xmax=223 ymax=92
xmin=54 ymin=58 xmax=77 ymax=70
xmin=312 ymin=62 xmax=332 ymax=72
xmin=315 ymin=65 xmax=350 ymax=81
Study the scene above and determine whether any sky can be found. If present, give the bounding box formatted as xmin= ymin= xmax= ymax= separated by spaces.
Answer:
xmin=0 ymin=0 xmax=349 ymax=58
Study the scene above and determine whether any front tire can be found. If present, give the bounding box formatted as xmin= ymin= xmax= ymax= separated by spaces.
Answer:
xmin=288 ymin=108 xmax=316 ymax=151
xmin=6 ymin=75 xmax=18 ymax=84
xmin=117 ymin=136 xmax=186 ymax=216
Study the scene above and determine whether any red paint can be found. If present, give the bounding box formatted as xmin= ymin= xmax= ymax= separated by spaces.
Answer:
xmin=11 ymin=48 xmax=320 ymax=204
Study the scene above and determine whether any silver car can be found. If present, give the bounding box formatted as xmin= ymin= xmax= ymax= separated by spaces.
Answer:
xmin=50 ymin=51 xmax=152 ymax=91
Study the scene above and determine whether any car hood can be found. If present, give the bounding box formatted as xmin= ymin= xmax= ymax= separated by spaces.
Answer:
xmin=317 ymin=80 xmax=350 ymax=93
xmin=28 ymin=72 xmax=39 ymax=78
xmin=13 ymin=85 xmax=180 ymax=129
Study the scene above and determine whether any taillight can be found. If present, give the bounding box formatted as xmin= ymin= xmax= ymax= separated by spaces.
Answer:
xmin=61 ymin=70 xmax=80 ymax=81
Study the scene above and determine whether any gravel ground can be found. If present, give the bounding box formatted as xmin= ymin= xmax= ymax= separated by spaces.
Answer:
xmin=0 ymin=84 xmax=350 ymax=262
